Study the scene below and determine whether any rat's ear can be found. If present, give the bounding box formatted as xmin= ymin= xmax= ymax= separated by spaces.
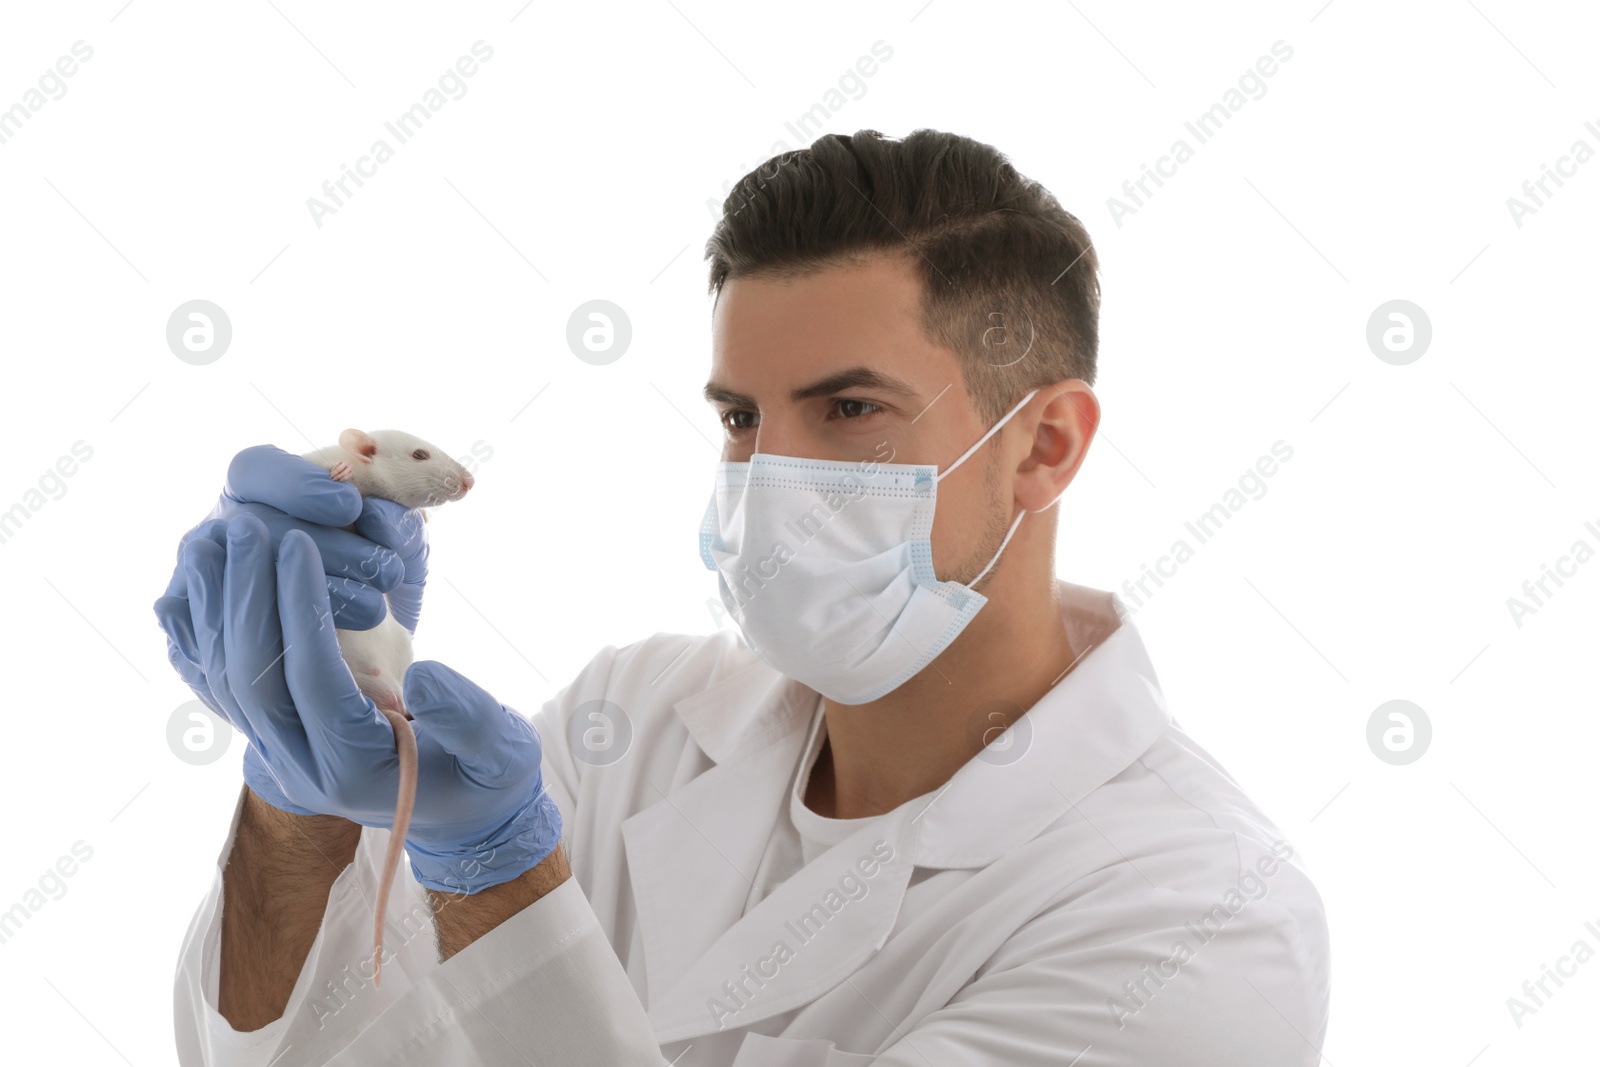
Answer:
xmin=339 ymin=428 xmax=379 ymax=461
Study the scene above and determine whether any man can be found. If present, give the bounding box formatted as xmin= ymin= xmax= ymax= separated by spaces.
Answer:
xmin=157 ymin=128 xmax=1329 ymax=1065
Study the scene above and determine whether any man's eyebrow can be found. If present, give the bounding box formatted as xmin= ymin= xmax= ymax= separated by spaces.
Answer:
xmin=703 ymin=366 xmax=919 ymax=407
xmin=703 ymin=381 xmax=755 ymax=407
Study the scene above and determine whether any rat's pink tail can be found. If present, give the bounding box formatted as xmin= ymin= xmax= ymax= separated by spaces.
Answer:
xmin=373 ymin=705 xmax=418 ymax=989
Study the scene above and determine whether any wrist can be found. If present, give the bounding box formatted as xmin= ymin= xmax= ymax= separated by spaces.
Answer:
xmin=427 ymin=842 xmax=571 ymax=961
xmin=239 ymin=787 xmax=363 ymax=863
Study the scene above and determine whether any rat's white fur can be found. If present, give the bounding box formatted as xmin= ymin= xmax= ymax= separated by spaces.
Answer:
xmin=302 ymin=428 xmax=473 ymax=509
xmin=334 ymin=615 xmax=413 ymax=713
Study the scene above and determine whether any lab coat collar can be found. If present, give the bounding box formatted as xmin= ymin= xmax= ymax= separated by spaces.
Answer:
xmin=626 ymin=580 xmax=1172 ymax=1042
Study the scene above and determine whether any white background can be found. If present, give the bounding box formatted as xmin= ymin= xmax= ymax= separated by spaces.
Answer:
xmin=1 ymin=1 xmax=1596 ymax=1063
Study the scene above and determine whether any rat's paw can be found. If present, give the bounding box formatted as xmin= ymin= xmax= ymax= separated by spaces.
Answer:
xmin=329 ymin=461 xmax=353 ymax=482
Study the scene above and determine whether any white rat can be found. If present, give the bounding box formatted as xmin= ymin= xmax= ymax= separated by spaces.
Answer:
xmin=300 ymin=428 xmax=474 ymax=987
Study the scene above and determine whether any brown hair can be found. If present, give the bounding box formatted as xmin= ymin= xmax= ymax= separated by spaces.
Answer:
xmin=704 ymin=128 xmax=1100 ymax=425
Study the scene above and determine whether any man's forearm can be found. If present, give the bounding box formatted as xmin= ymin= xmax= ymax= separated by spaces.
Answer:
xmin=219 ymin=789 xmax=363 ymax=1032
xmin=218 ymin=790 xmax=569 ymax=1030
xmin=428 ymin=843 xmax=572 ymax=960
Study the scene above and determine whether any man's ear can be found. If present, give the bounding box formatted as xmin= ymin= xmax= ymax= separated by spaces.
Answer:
xmin=1017 ymin=382 xmax=1099 ymax=513
xmin=339 ymin=428 xmax=378 ymax=461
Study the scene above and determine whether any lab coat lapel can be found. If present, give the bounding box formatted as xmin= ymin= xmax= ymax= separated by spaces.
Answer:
xmin=620 ymin=658 xmax=817 ymax=1018
xmin=622 ymin=653 xmax=919 ymax=1045
xmin=644 ymin=811 xmax=917 ymax=1043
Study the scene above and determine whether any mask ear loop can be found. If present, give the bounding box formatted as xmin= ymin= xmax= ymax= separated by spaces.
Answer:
xmin=964 ymin=506 xmax=1027 ymax=589
xmin=932 ymin=387 xmax=1041 ymax=484
xmin=969 ymin=476 xmax=1075 ymax=589
xmin=942 ymin=388 xmax=1044 ymax=590
xmin=1029 ymin=488 xmax=1068 ymax=513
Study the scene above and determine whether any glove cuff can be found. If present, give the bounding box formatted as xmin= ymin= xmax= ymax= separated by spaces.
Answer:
xmin=242 ymin=755 xmax=321 ymax=818
xmin=406 ymin=775 xmax=564 ymax=895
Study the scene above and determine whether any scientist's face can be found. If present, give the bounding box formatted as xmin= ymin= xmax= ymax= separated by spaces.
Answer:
xmin=705 ymin=253 xmax=1026 ymax=584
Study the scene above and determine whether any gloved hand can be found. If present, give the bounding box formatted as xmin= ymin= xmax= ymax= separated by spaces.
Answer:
xmin=212 ymin=443 xmax=431 ymax=631
xmin=168 ymin=514 xmax=561 ymax=894
xmin=154 ymin=444 xmax=431 ymax=814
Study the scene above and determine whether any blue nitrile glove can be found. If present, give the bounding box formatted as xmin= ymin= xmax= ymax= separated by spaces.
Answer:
xmin=216 ymin=443 xmax=431 ymax=632
xmin=170 ymin=514 xmax=561 ymax=894
xmin=154 ymin=444 xmax=432 ymax=815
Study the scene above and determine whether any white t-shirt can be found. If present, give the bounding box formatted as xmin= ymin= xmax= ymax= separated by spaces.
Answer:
xmin=743 ymin=696 xmax=935 ymax=915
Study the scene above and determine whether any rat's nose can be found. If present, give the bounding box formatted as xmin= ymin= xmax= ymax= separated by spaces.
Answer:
xmin=460 ymin=471 xmax=475 ymax=491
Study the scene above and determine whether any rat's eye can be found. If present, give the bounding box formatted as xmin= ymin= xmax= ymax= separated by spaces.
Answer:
xmin=412 ymin=449 xmax=430 ymax=461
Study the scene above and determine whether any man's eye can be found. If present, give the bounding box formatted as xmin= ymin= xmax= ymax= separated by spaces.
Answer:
xmin=721 ymin=410 xmax=757 ymax=434
xmin=830 ymin=399 xmax=882 ymax=420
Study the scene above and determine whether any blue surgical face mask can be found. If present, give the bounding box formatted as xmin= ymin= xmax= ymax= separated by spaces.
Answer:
xmin=699 ymin=388 xmax=1040 ymax=704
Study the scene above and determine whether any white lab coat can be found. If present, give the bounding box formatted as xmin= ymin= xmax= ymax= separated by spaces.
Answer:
xmin=174 ymin=580 xmax=1330 ymax=1065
